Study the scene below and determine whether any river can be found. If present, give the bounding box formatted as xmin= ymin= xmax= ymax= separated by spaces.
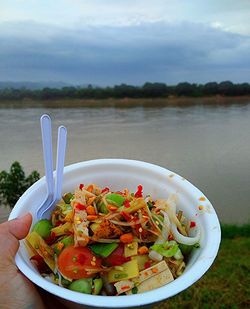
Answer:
xmin=1 ymin=100 xmax=250 ymax=224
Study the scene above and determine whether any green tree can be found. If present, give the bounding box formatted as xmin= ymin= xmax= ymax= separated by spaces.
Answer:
xmin=0 ymin=162 xmax=40 ymax=208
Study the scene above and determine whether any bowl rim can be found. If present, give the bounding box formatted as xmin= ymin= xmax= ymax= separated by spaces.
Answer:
xmin=9 ymin=158 xmax=221 ymax=308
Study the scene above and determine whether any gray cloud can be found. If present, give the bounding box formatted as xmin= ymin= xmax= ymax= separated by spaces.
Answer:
xmin=0 ymin=21 xmax=249 ymax=85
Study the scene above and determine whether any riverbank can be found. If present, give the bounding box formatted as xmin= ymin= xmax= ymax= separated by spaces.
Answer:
xmin=0 ymin=95 xmax=250 ymax=108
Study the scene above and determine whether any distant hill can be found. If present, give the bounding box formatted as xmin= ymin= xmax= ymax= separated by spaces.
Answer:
xmin=0 ymin=81 xmax=73 ymax=90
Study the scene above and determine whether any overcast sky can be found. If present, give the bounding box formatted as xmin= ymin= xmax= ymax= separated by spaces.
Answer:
xmin=1 ymin=0 xmax=250 ymax=85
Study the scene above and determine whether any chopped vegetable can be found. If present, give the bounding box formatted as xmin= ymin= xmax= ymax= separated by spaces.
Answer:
xmin=58 ymin=246 xmax=102 ymax=280
xmin=120 ymin=233 xmax=134 ymax=244
xmin=32 ymin=219 xmax=52 ymax=239
xmin=69 ymin=278 xmax=92 ymax=294
xmin=98 ymin=202 xmax=109 ymax=214
xmin=104 ymin=244 xmax=131 ymax=266
xmin=150 ymin=241 xmax=179 ymax=258
xmin=107 ymin=259 xmax=139 ymax=283
xmin=89 ymin=243 xmax=119 ymax=258
xmin=63 ymin=192 xmax=74 ymax=204
xmin=51 ymin=222 xmax=73 ymax=237
xmin=106 ymin=193 xmax=126 ymax=207
xmin=53 ymin=235 xmax=74 ymax=255
xmin=132 ymin=255 xmax=150 ymax=271
xmin=120 ymin=198 xmax=146 ymax=214
xmin=26 ymin=231 xmax=55 ymax=272
xmin=138 ymin=246 xmax=149 ymax=255
xmin=93 ymin=278 xmax=103 ymax=295
xmin=124 ymin=242 xmax=138 ymax=257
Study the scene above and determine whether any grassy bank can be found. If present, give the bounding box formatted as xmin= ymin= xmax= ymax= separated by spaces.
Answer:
xmin=0 ymin=96 xmax=250 ymax=109
xmin=155 ymin=224 xmax=250 ymax=309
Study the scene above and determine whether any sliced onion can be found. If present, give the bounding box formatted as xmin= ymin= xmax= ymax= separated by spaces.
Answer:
xmin=171 ymin=222 xmax=201 ymax=245
xmin=163 ymin=195 xmax=187 ymax=236
xmin=160 ymin=210 xmax=171 ymax=241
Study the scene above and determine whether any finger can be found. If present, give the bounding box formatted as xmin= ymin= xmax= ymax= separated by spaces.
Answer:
xmin=8 ymin=213 xmax=32 ymax=240
xmin=0 ymin=213 xmax=32 ymax=260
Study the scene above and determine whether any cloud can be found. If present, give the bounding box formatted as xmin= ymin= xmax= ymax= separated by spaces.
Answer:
xmin=0 ymin=21 xmax=249 ymax=85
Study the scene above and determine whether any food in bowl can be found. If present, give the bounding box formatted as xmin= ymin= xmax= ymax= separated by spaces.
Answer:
xmin=25 ymin=183 xmax=201 ymax=296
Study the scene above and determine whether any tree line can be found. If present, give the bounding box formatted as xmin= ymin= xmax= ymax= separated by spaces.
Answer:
xmin=0 ymin=81 xmax=250 ymax=100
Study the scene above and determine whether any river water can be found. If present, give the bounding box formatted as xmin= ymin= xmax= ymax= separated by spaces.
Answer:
xmin=1 ymin=101 xmax=250 ymax=223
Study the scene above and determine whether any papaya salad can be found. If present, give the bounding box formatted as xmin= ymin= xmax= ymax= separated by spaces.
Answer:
xmin=26 ymin=184 xmax=201 ymax=296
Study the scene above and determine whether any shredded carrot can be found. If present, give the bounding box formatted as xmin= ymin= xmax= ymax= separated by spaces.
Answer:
xmin=87 ymin=215 xmax=98 ymax=221
xmin=108 ymin=205 xmax=118 ymax=211
xmin=87 ymin=184 xmax=94 ymax=192
xmin=120 ymin=233 xmax=134 ymax=243
xmin=152 ymin=267 xmax=158 ymax=273
xmin=121 ymin=285 xmax=130 ymax=290
xmin=87 ymin=196 xmax=96 ymax=206
xmin=86 ymin=205 xmax=96 ymax=215
xmin=138 ymin=246 xmax=149 ymax=255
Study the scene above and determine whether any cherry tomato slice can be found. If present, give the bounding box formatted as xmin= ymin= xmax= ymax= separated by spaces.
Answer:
xmin=58 ymin=246 xmax=101 ymax=279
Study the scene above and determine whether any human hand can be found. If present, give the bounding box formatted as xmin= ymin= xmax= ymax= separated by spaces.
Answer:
xmin=0 ymin=213 xmax=45 ymax=309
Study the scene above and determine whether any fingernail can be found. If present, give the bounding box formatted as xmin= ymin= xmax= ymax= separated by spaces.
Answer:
xmin=17 ymin=213 xmax=32 ymax=220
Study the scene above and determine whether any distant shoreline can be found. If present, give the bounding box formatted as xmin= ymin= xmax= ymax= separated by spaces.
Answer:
xmin=0 ymin=95 xmax=250 ymax=108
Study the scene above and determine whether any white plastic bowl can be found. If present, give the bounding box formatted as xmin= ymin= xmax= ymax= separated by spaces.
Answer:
xmin=9 ymin=159 xmax=221 ymax=308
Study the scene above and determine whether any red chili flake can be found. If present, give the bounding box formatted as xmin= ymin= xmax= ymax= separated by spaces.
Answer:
xmin=134 ymin=185 xmax=143 ymax=198
xmin=77 ymin=254 xmax=86 ymax=265
xmin=75 ymin=203 xmax=86 ymax=211
xmin=120 ymin=211 xmax=131 ymax=221
xmin=168 ymin=234 xmax=174 ymax=241
xmin=190 ymin=221 xmax=196 ymax=228
xmin=101 ymin=187 xmax=110 ymax=193
xmin=144 ymin=261 xmax=151 ymax=269
xmin=123 ymin=200 xmax=131 ymax=208
xmin=79 ymin=183 xmax=84 ymax=190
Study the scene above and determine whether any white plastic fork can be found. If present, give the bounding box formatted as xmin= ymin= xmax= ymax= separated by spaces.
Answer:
xmin=36 ymin=114 xmax=54 ymax=220
xmin=36 ymin=118 xmax=67 ymax=220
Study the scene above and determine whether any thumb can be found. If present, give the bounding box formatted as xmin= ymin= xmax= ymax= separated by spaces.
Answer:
xmin=0 ymin=213 xmax=32 ymax=260
xmin=7 ymin=213 xmax=32 ymax=239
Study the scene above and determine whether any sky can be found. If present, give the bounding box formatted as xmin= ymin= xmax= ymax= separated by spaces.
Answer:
xmin=0 ymin=0 xmax=250 ymax=85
